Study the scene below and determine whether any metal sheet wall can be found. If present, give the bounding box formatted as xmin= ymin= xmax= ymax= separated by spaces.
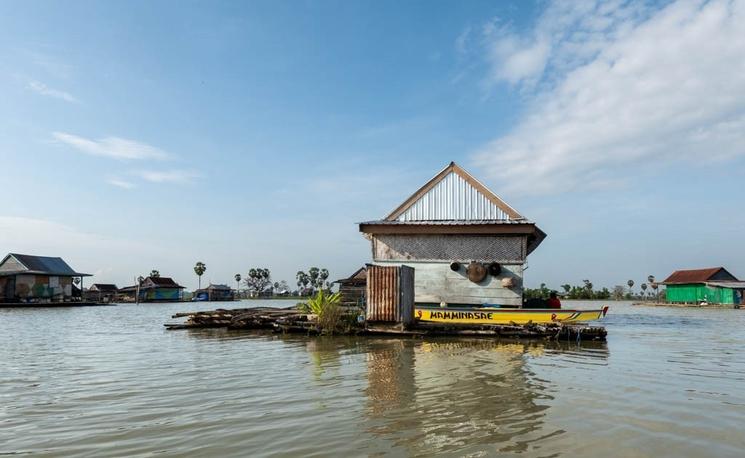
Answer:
xmin=366 ymin=265 xmax=414 ymax=324
xmin=396 ymin=172 xmax=511 ymax=221
xmin=665 ymin=284 xmax=735 ymax=304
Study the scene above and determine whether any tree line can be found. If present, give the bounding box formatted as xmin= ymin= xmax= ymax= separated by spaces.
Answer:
xmin=146 ymin=262 xmax=332 ymax=297
xmin=191 ymin=262 xmax=332 ymax=297
xmin=525 ymin=275 xmax=663 ymax=301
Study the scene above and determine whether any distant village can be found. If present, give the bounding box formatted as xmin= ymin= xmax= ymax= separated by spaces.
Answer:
xmin=1 ymin=163 xmax=743 ymax=309
xmin=0 ymin=252 xmax=348 ymax=305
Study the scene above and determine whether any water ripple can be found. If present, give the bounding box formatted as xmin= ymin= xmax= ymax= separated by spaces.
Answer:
xmin=2 ymin=301 xmax=745 ymax=456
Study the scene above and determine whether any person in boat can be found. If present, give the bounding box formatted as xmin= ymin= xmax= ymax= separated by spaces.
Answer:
xmin=547 ymin=291 xmax=561 ymax=309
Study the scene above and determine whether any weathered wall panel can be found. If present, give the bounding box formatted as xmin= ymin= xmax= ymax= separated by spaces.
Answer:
xmin=10 ymin=274 xmax=72 ymax=299
xmin=374 ymin=261 xmax=523 ymax=306
xmin=373 ymin=234 xmax=526 ymax=262
xmin=0 ymin=256 xmax=26 ymax=273
xmin=339 ymin=285 xmax=366 ymax=306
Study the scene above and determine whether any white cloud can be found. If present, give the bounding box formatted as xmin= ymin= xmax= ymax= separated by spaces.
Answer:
xmin=136 ymin=169 xmax=198 ymax=184
xmin=470 ymin=0 xmax=745 ymax=195
xmin=107 ymin=178 xmax=136 ymax=189
xmin=479 ymin=0 xmax=652 ymax=87
xmin=489 ymin=36 xmax=550 ymax=85
xmin=28 ymin=80 xmax=79 ymax=103
xmin=53 ymin=132 xmax=170 ymax=161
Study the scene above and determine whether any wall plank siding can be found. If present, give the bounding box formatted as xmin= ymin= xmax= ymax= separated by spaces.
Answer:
xmin=374 ymin=261 xmax=523 ymax=306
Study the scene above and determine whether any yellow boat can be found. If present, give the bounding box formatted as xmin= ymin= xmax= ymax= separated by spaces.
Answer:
xmin=415 ymin=306 xmax=609 ymax=325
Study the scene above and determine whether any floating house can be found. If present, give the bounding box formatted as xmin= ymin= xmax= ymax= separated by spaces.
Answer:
xmin=85 ymin=283 xmax=118 ymax=303
xmin=334 ymin=266 xmax=367 ymax=307
xmin=359 ymin=162 xmax=545 ymax=308
xmin=0 ymin=253 xmax=90 ymax=303
xmin=661 ymin=267 xmax=745 ymax=305
xmin=119 ymin=276 xmax=184 ymax=302
xmin=193 ymin=284 xmax=234 ymax=302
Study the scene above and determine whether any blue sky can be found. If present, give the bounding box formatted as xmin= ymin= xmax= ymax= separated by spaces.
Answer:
xmin=2 ymin=0 xmax=744 ymax=290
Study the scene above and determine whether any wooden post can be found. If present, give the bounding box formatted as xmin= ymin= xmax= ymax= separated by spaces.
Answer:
xmin=399 ymin=265 xmax=414 ymax=327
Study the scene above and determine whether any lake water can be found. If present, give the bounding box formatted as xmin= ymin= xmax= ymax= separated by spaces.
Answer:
xmin=2 ymin=300 xmax=744 ymax=457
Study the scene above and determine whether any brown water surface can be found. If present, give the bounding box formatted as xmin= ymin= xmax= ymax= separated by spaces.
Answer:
xmin=1 ymin=300 xmax=744 ymax=457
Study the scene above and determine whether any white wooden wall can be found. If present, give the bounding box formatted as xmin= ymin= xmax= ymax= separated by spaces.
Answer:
xmin=373 ymin=261 xmax=523 ymax=306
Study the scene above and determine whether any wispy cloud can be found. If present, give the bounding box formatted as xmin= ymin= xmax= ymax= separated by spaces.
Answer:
xmin=28 ymin=80 xmax=79 ymax=103
xmin=107 ymin=178 xmax=136 ymax=189
xmin=135 ymin=169 xmax=198 ymax=184
xmin=53 ymin=132 xmax=170 ymax=161
xmin=468 ymin=0 xmax=745 ymax=195
xmin=475 ymin=1 xmax=652 ymax=88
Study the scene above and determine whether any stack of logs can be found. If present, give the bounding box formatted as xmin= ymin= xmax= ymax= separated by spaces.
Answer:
xmin=164 ymin=306 xmax=607 ymax=341
xmin=165 ymin=307 xmax=312 ymax=331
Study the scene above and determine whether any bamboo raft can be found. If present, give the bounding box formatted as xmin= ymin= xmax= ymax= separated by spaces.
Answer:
xmin=164 ymin=306 xmax=607 ymax=341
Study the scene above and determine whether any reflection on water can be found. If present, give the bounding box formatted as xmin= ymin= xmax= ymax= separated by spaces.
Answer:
xmin=361 ymin=339 xmax=608 ymax=456
xmin=2 ymin=301 xmax=745 ymax=457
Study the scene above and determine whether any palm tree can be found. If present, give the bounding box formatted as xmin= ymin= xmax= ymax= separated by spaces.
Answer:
xmin=641 ymin=283 xmax=648 ymax=300
xmin=648 ymin=275 xmax=655 ymax=284
xmin=627 ymin=279 xmax=634 ymax=296
xmin=651 ymin=282 xmax=659 ymax=301
xmin=194 ymin=262 xmax=207 ymax=290
xmin=150 ymin=270 xmax=160 ymax=278
xmin=234 ymin=273 xmax=242 ymax=298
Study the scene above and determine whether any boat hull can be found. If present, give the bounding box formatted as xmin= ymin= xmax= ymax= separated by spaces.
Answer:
xmin=415 ymin=306 xmax=609 ymax=325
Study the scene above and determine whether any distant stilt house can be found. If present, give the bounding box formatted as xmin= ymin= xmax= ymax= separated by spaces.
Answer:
xmin=359 ymin=162 xmax=546 ymax=308
xmin=334 ymin=267 xmax=367 ymax=307
xmin=85 ymin=284 xmax=118 ymax=303
xmin=0 ymin=253 xmax=91 ymax=303
xmin=119 ymin=276 xmax=184 ymax=302
xmin=661 ymin=267 xmax=745 ymax=305
xmin=193 ymin=284 xmax=235 ymax=302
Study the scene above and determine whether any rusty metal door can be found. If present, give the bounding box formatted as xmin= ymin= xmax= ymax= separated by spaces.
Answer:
xmin=366 ymin=264 xmax=415 ymax=325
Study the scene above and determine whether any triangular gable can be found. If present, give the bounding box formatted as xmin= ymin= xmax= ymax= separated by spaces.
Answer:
xmin=350 ymin=266 xmax=368 ymax=281
xmin=386 ymin=162 xmax=523 ymax=221
xmin=0 ymin=254 xmax=30 ymax=273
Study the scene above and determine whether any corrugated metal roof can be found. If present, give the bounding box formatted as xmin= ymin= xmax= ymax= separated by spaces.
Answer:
xmin=334 ymin=266 xmax=367 ymax=285
xmin=707 ymin=281 xmax=745 ymax=289
xmin=662 ymin=267 xmax=736 ymax=284
xmin=206 ymin=284 xmax=231 ymax=290
xmin=359 ymin=219 xmax=533 ymax=226
xmin=0 ymin=253 xmax=90 ymax=276
xmin=90 ymin=283 xmax=118 ymax=292
xmin=146 ymin=276 xmax=183 ymax=287
xmin=361 ymin=162 xmax=546 ymax=254
xmin=395 ymin=171 xmax=514 ymax=221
